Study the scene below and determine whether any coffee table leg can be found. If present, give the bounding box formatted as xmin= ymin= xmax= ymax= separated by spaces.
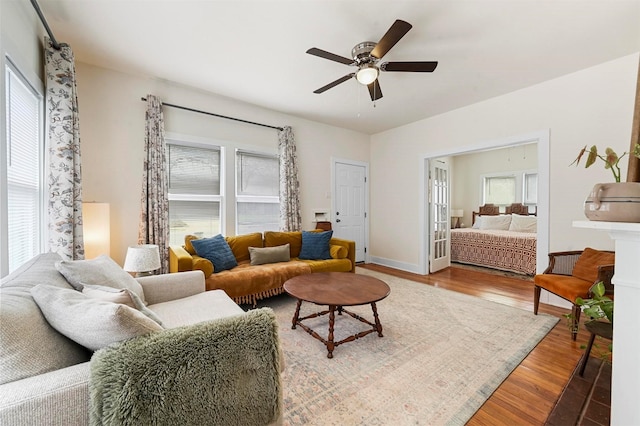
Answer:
xmin=327 ymin=305 xmax=336 ymax=358
xmin=371 ymin=302 xmax=383 ymax=337
xmin=291 ymin=299 xmax=302 ymax=329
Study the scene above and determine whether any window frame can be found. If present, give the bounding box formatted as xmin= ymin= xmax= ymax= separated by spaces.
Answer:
xmin=235 ymin=148 xmax=280 ymax=235
xmin=480 ymin=169 xmax=538 ymax=211
xmin=166 ymin=137 xmax=225 ymax=244
xmin=1 ymin=55 xmax=46 ymax=277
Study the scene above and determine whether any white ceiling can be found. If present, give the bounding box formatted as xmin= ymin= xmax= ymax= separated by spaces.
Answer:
xmin=40 ymin=0 xmax=640 ymax=135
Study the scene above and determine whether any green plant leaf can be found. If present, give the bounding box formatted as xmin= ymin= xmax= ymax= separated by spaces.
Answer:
xmin=585 ymin=145 xmax=598 ymax=168
xmin=591 ymin=281 xmax=606 ymax=298
xmin=604 ymin=147 xmax=618 ymax=169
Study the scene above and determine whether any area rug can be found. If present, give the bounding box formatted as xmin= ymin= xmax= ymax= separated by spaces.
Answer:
xmin=260 ymin=268 xmax=558 ymax=426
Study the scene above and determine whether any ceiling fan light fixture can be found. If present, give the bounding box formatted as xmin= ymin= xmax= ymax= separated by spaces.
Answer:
xmin=356 ymin=64 xmax=379 ymax=85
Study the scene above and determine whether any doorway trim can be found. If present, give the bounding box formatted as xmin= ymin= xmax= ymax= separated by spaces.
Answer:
xmin=418 ymin=129 xmax=550 ymax=275
xmin=331 ymin=157 xmax=370 ymax=263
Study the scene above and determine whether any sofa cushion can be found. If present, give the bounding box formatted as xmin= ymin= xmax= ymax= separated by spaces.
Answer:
xmin=205 ymin=261 xmax=312 ymax=303
xmin=192 ymin=255 xmax=214 ymax=278
xmin=55 ymin=254 xmax=147 ymax=304
xmin=300 ymin=258 xmax=354 ymax=273
xmin=184 ymin=235 xmax=199 ymax=255
xmin=330 ymin=244 xmax=348 ymax=259
xmin=299 ymin=230 xmax=333 ymax=260
xmin=31 ymin=285 xmax=163 ymax=351
xmin=191 ymin=235 xmax=238 ymax=273
xmin=226 ymin=232 xmax=264 ymax=262
xmin=249 ymin=244 xmax=290 ymax=266
xmin=572 ymin=248 xmax=615 ymax=283
xmin=82 ymin=284 xmax=164 ymax=326
xmin=147 ymin=289 xmax=244 ymax=329
xmin=0 ymin=253 xmax=90 ymax=385
xmin=264 ymin=231 xmax=303 ymax=257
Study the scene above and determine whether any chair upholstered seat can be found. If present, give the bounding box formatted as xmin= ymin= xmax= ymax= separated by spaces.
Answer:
xmin=533 ymin=274 xmax=594 ymax=304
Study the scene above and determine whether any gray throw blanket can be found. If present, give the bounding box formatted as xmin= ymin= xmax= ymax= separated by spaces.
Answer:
xmin=89 ymin=308 xmax=281 ymax=426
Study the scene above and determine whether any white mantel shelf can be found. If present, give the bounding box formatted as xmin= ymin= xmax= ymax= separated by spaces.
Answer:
xmin=573 ymin=220 xmax=640 ymax=425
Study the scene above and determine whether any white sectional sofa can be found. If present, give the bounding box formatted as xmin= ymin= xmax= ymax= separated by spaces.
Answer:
xmin=0 ymin=252 xmax=282 ymax=425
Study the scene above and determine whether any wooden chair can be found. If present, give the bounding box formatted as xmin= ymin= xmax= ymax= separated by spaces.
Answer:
xmin=533 ymin=248 xmax=614 ymax=340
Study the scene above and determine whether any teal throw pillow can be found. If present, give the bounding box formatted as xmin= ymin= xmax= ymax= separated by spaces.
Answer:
xmin=299 ymin=230 xmax=333 ymax=260
xmin=191 ymin=235 xmax=238 ymax=273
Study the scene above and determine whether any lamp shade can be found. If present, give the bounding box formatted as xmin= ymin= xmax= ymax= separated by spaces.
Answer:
xmin=451 ymin=209 xmax=464 ymax=218
xmin=123 ymin=244 xmax=161 ymax=275
xmin=356 ymin=65 xmax=379 ymax=85
xmin=82 ymin=202 xmax=110 ymax=259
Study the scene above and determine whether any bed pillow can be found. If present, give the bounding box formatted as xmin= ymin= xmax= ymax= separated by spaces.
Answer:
xmin=509 ymin=214 xmax=537 ymax=233
xmin=190 ymin=234 xmax=238 ymax=273
xmin=472 ymin=217 xmax=482 ymax=229
xmin=299 ymin=230 xmax=333 ymax=260
xmin=31 ymin=285 xmax=163 ymax=351
xmin=478 ymin=214 xmax=512 ymax=230
xmin=249 ymin=244 xmax=290 ymax=266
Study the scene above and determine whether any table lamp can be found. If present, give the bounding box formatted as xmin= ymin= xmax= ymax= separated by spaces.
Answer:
xmin=451 ymin=209 xmax=464 ymax=228
xmin=123 ymin=244 xmax=160 ymax=277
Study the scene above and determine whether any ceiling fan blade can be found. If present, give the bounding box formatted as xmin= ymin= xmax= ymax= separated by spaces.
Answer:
xmin=381 ymin=61 xmax=439 ymax=72
xmin=370 ymin=19 xmax=413 ymax=59
xmin=306 ymin=48 xmax=355 ymax=65
xmin=313 ymin=73 xmax=355 ymax=94
xmin=367 ymin=79 xmax=383 ymax=101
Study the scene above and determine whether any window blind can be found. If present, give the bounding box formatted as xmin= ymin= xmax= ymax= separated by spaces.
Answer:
xmin=5 ymin=65 xmax=42 ymax=273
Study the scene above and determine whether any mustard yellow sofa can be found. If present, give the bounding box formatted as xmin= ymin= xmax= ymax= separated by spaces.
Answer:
xmin=169 ymin=231 xmax=355 ymax=305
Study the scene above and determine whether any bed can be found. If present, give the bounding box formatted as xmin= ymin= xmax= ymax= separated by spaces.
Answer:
xmin=450 ymin=203 xmax=537 ymax=276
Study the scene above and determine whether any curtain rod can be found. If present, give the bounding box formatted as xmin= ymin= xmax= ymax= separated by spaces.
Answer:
xmin=140 ymin=97 xmax=284 ymax=131
xmin=30 ymin=0 xmax=61 ymax=50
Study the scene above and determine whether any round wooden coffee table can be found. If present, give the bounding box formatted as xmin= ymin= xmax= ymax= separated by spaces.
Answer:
xmin=283 ymin=272 xmax=390 ymax=358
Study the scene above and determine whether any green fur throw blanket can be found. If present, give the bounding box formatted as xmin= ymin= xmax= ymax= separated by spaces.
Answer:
xmin=89 ymin=308 xmax=281 ymax=426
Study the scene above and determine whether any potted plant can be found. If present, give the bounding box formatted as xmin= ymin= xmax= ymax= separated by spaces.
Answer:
xmin=575 ymin=281 xmax=613 ymax=360
xmin=572 ymin=143 xmax=640 ymax=222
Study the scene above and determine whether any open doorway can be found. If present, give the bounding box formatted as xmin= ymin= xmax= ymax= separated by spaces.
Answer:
xmin=420 ymin=130 xmax=549 ymax=276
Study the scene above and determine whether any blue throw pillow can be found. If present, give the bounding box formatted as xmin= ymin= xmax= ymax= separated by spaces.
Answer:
xmin=299 ymin=230 xmax=333 ymax=260
xmin=190 ymin=234 xmax=238 ymax=273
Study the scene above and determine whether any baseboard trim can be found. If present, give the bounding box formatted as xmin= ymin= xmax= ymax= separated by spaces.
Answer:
xmin=367 ymin=256 xmax=422 ymax=275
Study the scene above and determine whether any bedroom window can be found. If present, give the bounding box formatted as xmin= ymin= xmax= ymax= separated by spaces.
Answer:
xmin=483 ymin=175 xmax=516 ymax=207
xmin=236 ymin=150 xmax=279 ymax=234
xmin=167 ymin=142 xmax=222 ymax=246
xmin=3 ymin=60 xmax=44 ymax=275
xmin=523 ymin=172 xmax=538 ymax=205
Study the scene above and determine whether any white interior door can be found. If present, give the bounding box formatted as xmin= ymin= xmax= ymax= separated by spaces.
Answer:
xmin=429 ymin=159 xmax=451 ymax=273
xmin=334 ymin=161 xmax=366 ymax=263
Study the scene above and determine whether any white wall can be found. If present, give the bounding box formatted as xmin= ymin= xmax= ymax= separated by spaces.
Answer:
xmin=370 ymin=53 xmax=639 ymax=272
xmin=75 ymin=63 xmax=370 ymax=265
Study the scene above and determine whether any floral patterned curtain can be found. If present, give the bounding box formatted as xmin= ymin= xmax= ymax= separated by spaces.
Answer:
xmin=138 ymin=95 xmax=169 ymax=273
xmin=278 ymin=126 xmax=302 ymax=231
xmin=44 ymin=37 xmax=84 ymax=260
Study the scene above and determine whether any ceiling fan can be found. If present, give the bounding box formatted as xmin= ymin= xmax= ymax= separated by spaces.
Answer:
xmin=306 ymin=19 xmax=438 ymax=101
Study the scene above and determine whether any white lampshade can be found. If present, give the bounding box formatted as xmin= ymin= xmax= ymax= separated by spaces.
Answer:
xmin=123 ymin=244 xmax=161 ymax=276
xmin=83 ymin=202 xmax=110 ymax=259
xmin=451 ymin=209 xmax=464 ymax=218
xmin=356 ymin=65 xmax=379 ymax=85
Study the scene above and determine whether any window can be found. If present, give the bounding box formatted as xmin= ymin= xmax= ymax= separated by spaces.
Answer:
xmin=483 ymin=175 xmax=516 ymax=206
xmin=236 ymin=150 xmax=279 ymax=234
xmin=3 ymin=61 xmax=44 ymax=274
xmin=523 ymin=172 xmax=538 ymax=205
xmin=481 ymin=170 xmax=537 ymax=211
xmin=167 ymin=142 xmax=222 ymax=245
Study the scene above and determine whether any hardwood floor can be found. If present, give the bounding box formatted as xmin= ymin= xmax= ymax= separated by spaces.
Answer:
xmin=359 ymin=263 xmax=595 ymax=426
